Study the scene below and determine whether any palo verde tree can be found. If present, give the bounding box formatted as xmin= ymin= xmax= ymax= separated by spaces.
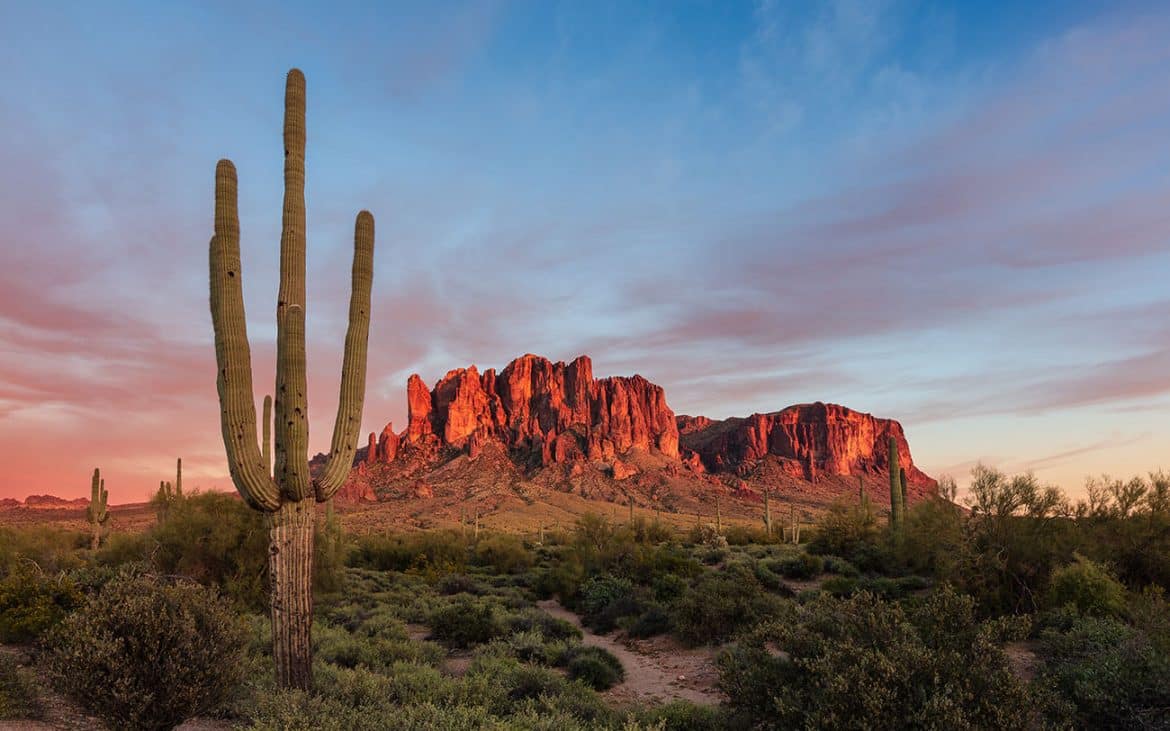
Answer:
xmin=208 ymin=69 xmax=374 ymax=690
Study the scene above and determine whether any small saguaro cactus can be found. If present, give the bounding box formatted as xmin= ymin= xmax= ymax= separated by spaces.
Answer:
xmin=209 ymin=69 xmax=375 ymax=690
xmin=900 ymin=468 xmax=909 ymax=511
xmin=762 ymin=487 xmax=772 ymax=536
xmin=87 ymin=468 xmax=109 ymax=550
xmin=888 ymin=435 xmax=903 ymax=533
xmin=175 ymin=457 xmax=183 ymax=498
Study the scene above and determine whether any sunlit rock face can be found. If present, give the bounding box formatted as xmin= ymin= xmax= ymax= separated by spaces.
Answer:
xmin=678 ymin=402 xmax=934 ymax=488
xmin=403 ymin=354 xmax=680 ymax=464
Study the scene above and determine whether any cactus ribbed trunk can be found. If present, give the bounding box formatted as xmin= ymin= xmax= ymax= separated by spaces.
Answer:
xmin=888 ymin=435 xmax=903 ymax=532
xmin=208 ymin=69 xmax=374 ymax=691
xmin=267 ymin=500 xmax=315 ymax=691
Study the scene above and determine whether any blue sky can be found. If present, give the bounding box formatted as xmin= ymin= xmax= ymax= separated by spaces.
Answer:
xmin=1 ymin=0 xmax=1168 ymax=499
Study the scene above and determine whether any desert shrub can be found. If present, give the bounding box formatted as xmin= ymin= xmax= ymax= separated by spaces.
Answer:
xmin=0 ymin=565 xmax=82 ymax=643
xmin=673 ymin=563 xmax=786 ymax=645
xmin=473 ymin=534 xmax=534 ymax=574
xmin=773 ymin=552 xmax=824 ymax=580
xmin=348 ymin=530 xmax=467 ymax=574
xmin=819 ymin=575 xmax=858 ymax=597
xmin=897 ymin=497 xmax=965 ymax=576
xmin=954 ymin=465 xmax=1074 ymax=615
xmin=723 ymin=524 xmax=777 ymax=546
xmin=0 ymin=652 xmax=43 ymax=721
xmin=821 ymin=555 xmax=860 ymax=577
xmin=1046 ymin=554 xmax=1126 ymax=618
xmin=700 ymin=547 xmax=728 ymax=565
xmin=651 ymin=572 xmax=689 ymax=601
xmin=0 ymin=527 xmax=87 ymax=576
xmin=437 ymin=573 xmax=486 ymax=596
xmin=45 ymin=574 xmax=247 ymax=731
xmin=688 ymin=523 xmax=729 ymax=549
xmin=315 ymin=623 xmax=444 ymax=670
xmin=507 ymin=607 xmax=581 ymax=641
xmin=144 ymin=491 xmax=269 ymax=609
xmin=806 ymin=499 xmax=882 ymax=566
xmin=579 ymin=574 xmax=637 ymax=632
xmin=562 ymin=645 xmax=625 ymax=690
xmin=627 ymin=603 xmax=672 ymax=638
xmin=1037 ymin=615 xmax=1170 ymax=729
xmin=719 ymin=586 xmax=1034 ymax=730
xmin=751 ymin=561 xmax=791 ymax=594
xmin=629 ymin=516 xmax=674 ymax=544
xmin=429 ymin=596 xmax=506 ymax=648
xmin=636 ymin=701 xmax=725 ymax=730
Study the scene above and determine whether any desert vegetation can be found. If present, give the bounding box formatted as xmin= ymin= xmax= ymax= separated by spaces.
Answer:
xmin=1 ymin=463 xmax=1168 ymax=729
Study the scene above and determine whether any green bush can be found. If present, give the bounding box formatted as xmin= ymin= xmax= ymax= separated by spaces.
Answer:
xmin=719 ymin=586 xmax=1035 ymax=730
xmin=0 ymin=565 xmax=82 ymax=643
xmin=506 ymin=607 xmax=581 ymax=642
xmin=627 ymin=603 xmax=672 ymax=638
xmin=1037 ymin=615 xmax=1170 ymax=729
xmin=562 ymin=646 xmax=625 ymax=690
xmin=1047 ymin=554 xmax=1127 ymax=618
xmin=578 ymin=574 xmax=638 ymax=633
xmin=672 ymin=564 xmax=786 ymax=645
xmin=45 ymin=574 xmax=247 ymax=731
xmin=437 ymin=573 xmax=486 ymax=596
xmin=821 ymin=555 xmax=860 ymax=577
xmin=348 ymin=530 xmax=467 ymax=574
xmin=473 ymin=534 xmax=534 ymax=574
xmin=773 ymin=552 xmax=824 ymax=580
xmin=806 ymin=499 xmax=882 ymax=568
xmin=429 ymin=596 xmax=505 ymax=648
xmin=0 ymin=527 xmax=87 ymax=576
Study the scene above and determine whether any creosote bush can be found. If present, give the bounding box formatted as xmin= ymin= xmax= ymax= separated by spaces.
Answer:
xmin=0 ymin=565 xmax=82 ymax=643
xmin=45 ymin=573 xmax=247 ymax=731
xmin=1046 ymin=554 xmax=1127 ymax=618
xmin=719 ymin=586 xmax=1035 ymax=730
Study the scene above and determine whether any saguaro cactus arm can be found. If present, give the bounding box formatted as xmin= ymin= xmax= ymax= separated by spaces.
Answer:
xmin=210 ymin=160 xmax=281 ymax=512
xmin=263 ymin=394 xmax=272 ymax=477
xmin=316 ymin=211 xmax=375 ymax=500
xmin=273 ymin=69 xmax=311 ymax=503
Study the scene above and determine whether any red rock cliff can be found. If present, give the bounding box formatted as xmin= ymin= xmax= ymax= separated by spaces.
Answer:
xmin=404 ymin=354 xmax=679 ymax=464
xmin=679 ymin=402 xmax=934 ymax=487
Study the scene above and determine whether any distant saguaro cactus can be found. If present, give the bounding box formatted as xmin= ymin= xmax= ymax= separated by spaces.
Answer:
xmin=175 ymin=457 xmax=183 ymax=498
xmin=763 ymin=487 xmax=772 ymax=536
xmin=87 ymin=468 xmax=109 ymax=550
xmin=899 ymin=467 xmax=909 ymax=517
xmin=209 ymin=69 xmax=374 ymax=690
xmin=888 ymin=435 xmax=903 ymax=533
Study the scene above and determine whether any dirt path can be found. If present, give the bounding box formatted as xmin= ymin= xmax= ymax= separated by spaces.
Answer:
xmin=536 ymin=600 xmax=724 ymax=706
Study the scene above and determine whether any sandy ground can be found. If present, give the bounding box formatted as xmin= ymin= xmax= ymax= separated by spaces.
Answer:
xmin=536 ymin=599 xmax=724 ymax=706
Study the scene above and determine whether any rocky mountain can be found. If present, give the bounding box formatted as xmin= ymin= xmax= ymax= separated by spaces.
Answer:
xmin=319 ymin=353 xmax=935 ymax=524
xmin=678 ymin=403 xmax=934 ymax=488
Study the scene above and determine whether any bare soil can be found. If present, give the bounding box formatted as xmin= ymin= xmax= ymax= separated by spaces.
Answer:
xmin=536 ymin=600 xmax=724 ymax=706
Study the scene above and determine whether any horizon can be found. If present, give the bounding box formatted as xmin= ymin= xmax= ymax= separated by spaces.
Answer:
xmin=3 ymin=0 xmax=1170 ymax=501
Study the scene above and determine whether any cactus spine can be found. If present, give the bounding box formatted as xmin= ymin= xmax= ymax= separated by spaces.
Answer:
xmin=87 ymin=468 xmax=109 ymax=550
xmin=888 ymin=435 xmax=903 ymax=533
xmin=209 ymin=69 xmax=374 ymax=690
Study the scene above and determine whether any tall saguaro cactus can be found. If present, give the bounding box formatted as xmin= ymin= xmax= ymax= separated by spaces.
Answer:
xmin=87 ymin=468 xmax=109 ymax=550
xmin=888 ymin=435 xmax=903 ymax=533
xmin=209 ymin=69 xmax=375 ymax=690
